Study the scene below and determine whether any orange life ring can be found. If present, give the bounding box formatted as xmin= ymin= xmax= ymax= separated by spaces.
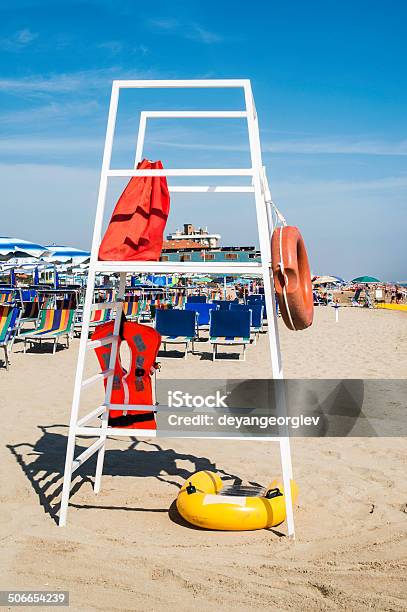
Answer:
xmin=271 ymin=226 xmax=313 ymax=330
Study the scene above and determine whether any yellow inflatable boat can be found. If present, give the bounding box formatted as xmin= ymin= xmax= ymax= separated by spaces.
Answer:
xmin=376 ymin=303 xmax=407 ymax=312
xmin=176 ymin=470 xmax=298 ymax=531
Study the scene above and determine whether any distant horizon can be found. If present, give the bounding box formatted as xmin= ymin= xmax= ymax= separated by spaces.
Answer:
xmin=1 ymin=228 xmax=405 ymax=284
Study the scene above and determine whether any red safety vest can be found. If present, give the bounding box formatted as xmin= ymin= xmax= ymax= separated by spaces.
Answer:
xmin=92 ymin=319 xmax=161 ymax=428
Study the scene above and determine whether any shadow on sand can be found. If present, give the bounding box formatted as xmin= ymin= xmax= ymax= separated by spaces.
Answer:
xmin=7 ymin=425 xmax=245 ymax=527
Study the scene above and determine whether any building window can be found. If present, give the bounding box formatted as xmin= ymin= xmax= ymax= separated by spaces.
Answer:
xmin=160 ymin=255 xmax=169 ymax=261
xmin=181 ymin=254 xmax=191 ymax=261
xmin=225 ymin=253 xmax=238 ymax=260
xmin=203 ymin=253 xmax=215 ymax=260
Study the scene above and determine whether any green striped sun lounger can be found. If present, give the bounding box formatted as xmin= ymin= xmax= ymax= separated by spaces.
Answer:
xmin=20 ymin=309 xmax=75 ymax=354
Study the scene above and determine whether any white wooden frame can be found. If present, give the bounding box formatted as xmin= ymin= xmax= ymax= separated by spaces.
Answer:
xmin=59 ymin=79 xmax=295 ymax=538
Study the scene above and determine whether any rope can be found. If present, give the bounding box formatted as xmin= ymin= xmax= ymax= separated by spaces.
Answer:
xmin=271 ymin=200 xmax=288 ymax=228
xmin=278 ymin=226 xmax=296 ymax=331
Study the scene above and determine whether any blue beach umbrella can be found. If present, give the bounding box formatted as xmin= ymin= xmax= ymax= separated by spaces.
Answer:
xmin=0 ymin=237 xmax=49 ymax=262
xmin=34 ymin=267 xmax=40 ymax=285
xmin=44 ymin=245 xmax=90 ymax=265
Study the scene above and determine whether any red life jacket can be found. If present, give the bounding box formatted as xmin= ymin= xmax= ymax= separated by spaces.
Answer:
xmin=92 ymin=319 xmax=161 ymax=429
xmin=98 ymin=159 xmax=170 ymax=261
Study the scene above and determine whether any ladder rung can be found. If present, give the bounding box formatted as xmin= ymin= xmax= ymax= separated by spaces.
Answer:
xmin=82 ymin=369 xmax=114 ymax=389
xmin=76 ymin=404 xmax=156 ymax=428
xmin=143 ymin=110 xmax=247 ymax=118
xmin=72 ymin=439 xmax=105 ymax=473
xmin=87 ymin=335 xmax=118 ymax=350
xmin=169 ymin=186 xmax=255 ymax=193
xmin=73 ymin=427 xmax=280 ymax=441
xmin=105 ymin=403 xmax=157 ymax=411
xmin=94 ymin=262 xmax=266 ymax=274
xmin=75 ymin=426 xmax=158 ymax=437
xmin=77 ymin=405 xmax=105 ymax=426
xmin=107 ymin=168 xmax=254 ymax=177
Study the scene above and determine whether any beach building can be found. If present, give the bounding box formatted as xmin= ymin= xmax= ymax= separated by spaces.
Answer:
xmin=162 ymin=223 xmax=261 ymax=263
xmin=167 ymin=223 xmax=220 ymax=248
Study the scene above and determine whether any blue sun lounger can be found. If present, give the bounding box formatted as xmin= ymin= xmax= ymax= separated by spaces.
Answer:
xmin=209 ymin=309 xmax=251 ymax=361
xmin=184 ymin=302 xmax=218 ymax=335
xmin=230 ymin=303 xmax=264 ymax=341
xmin=155 ymin=308 xmax=197 ymax=359
xmin=186 ymin=295 xmax=207 ymax=303
xmin=212 ymin=299 xmax=239 ymax=310
xmin=246 ymin=294 xmax=267 ymax=319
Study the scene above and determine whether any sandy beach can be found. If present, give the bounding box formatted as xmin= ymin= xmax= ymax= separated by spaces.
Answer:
xmin=1 ymin=307 xmax=406 ymax=611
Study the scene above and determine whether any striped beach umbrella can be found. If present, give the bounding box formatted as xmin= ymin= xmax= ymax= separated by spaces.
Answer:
xmin=44 ymin=245 xmax=90 ymax=265
xmin=313 ymin=275 xmax=341 ymax=285
xmin=0 ymin=237 xmax=49 ymax=262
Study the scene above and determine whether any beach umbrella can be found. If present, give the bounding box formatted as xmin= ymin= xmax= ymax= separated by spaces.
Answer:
xmin=34 ymin=267 xmax=39 ymax=285
xmin=312 ymin=275 xmax=341 ymax=285
xmin=195 ymin=276 xmax=213 ymax=283
xmin=146 ymin=274 xmax=167 ymax=287
xmin=54 ymin=269 xmax=60 ymax=288
xmin=0 ymin=237 xmax=49 ymax=262
xmin=235 ymin=278 xmax=252 ymax=285
xmin=44 ymin=244 xmax=90 ymax=265
xmin=146 ymin=274 xmax=177 ymax=287
xmin=10 ymin=269 xmax=16 ymax=287
xmin=351 ymin=275 xmax=381 ymax=284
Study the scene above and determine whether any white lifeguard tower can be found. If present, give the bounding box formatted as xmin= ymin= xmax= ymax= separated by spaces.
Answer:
xmin=59 ymin=79 xmax=296 ymax=538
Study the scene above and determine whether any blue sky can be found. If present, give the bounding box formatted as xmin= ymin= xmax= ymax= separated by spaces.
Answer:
xmin=0 ymin=0 xmax=406 ymax=280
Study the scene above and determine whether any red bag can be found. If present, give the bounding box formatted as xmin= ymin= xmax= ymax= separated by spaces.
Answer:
xmin=98 ymin=159 xmax=170 ymax=261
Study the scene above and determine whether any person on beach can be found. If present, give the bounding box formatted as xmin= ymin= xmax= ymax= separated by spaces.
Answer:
xmin=395 ymin=286 xmax=403 ymax=304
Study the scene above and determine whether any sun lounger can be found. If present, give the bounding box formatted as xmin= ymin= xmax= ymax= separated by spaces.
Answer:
xmin=155 ymin=308 xmax=197 ymax=359
xmin=209 ymin=309 xmax=251 ymax=361
xmin=313 ymin=291 xmax=325 ymax=305
xmin=211 ymin=299 xmax=238 ymax=310
xmin=19 ymin=301 xmax=40 ymax=328
xmin=230 ymin=303 xmax=264 ymax=341
xmin=150 ymin=302 xmax=172 ymax=320
xmin=122 ymin=296 xmax=140 ymax=320
xmin=186 ymin=295 xmax=207 ymax=303
xmin=171 ymin=292 xmax=186 ymax=308
xmin=20 ymin=309 xmax=75 ymax=354
xmin=351 ymin=288 xmax=363 ymax=306
xmin=74 ymin=304 xmax=112 ymax=335
xmin=184 ymin=302 xmax=218 ymax=334
xmin=0 ymin=305 xmax=21 ymax=369
xmin=246 ymin=295 xmax=267 ymax=319
xmin=0 ymin=290 xmax=14 ymax=304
